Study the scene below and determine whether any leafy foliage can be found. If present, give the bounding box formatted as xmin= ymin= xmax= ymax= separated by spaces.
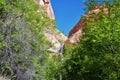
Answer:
xmin=1 ymin=0 xmax=120 ymax=80
xmin=45 ymin=0 xmax=120 ymax=80
xmin=0 ymin=0 xmax=55 ymax=79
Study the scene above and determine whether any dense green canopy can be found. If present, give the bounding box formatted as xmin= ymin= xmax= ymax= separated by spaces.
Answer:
xmin=45 ymin=0 xmax=120 ymax=80
xmin=0 ymin=0 xmax=120 ymax=80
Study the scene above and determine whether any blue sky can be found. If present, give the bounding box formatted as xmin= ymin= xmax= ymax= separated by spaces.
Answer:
xmin=51 ymin=0 xmax=86 ymax=36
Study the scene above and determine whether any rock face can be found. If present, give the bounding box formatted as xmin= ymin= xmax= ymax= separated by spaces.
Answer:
xmin=43 ymin=28 xmax=67 ymax=52
xmin=36 ymin=0 xmax=55 ymax=19
xmin=36 ymin=0 xmax=67 ymax=53
xmin=67 ymin=4 xmax=108 ymax=44
xmin=66 ymin=19 xmax=85 ymax=44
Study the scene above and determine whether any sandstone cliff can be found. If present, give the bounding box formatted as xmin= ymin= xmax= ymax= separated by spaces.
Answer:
xmin=43 ymin=27 xmax=67 ymax=53
xmin=36 ymin=0 xmax=55 ymax=19
xmin=36 ymin=0 xmax=67 ymax=53
xmin=67 ymin=4 xmax=108 ymax=44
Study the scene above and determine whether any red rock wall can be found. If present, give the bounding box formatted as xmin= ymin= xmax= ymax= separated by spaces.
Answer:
xmin=67 ymin=4 xmax=108 ymax=44
xmin=36 ymin=0 xmax=55 ymax=19
xmin=68 ymin=19 xmax=85 ymax=37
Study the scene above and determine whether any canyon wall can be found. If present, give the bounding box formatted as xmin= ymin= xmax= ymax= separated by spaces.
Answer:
xmin=67 ymin=4 xmax=108 ymax=44
xmin=36 ymin=0 xmax=55 ymax=19
xmin=36 ymin=0 xmax=67 ymax=53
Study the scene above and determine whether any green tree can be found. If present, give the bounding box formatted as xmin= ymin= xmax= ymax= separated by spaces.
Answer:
xmin=0 ymin=0 xmax=55 ymax=79
xmin=45 ymin=0 xmax=120 ymax=80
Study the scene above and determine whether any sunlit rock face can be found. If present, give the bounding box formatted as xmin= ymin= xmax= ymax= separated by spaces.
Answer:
xmin=67 ymin=4 xmax=108 ymax=44
xmin=43 ymin=28 xmax=67 ymax=52
xmin=66 ymin=19 xmax=85 ymax=44
xmin=35 ymin=0 xmax=67 ymax=53
xmin=36 ymin=0 xmax=55 ymax=19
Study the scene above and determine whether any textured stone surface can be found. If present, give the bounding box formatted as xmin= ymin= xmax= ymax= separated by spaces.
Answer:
xmin=43 ymin=28 xmax=67 ymax=52
xmin=68 ymin=29 xmax=83 ymax=44
xmin=36 ymin=0 xmax=67 ymax=53
xmin=36 ymin=0 xmax=55 ymax=19
xmin=67 ymin=4 xmax=108 ymax=44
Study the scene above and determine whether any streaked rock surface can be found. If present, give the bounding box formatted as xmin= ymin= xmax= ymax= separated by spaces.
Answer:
xmin=43 ymin=28 xmax=67 ymax=52
xmin=67 ymin=4 xmax=108 ymax=44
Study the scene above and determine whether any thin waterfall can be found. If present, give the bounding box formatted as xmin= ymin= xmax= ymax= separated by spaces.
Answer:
xmin=57 ymin=43 xmax=65 ymax=55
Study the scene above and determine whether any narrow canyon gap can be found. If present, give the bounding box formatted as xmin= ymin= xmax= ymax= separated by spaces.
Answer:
xmin=51 ymin=0 xmax=86 ymax=36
